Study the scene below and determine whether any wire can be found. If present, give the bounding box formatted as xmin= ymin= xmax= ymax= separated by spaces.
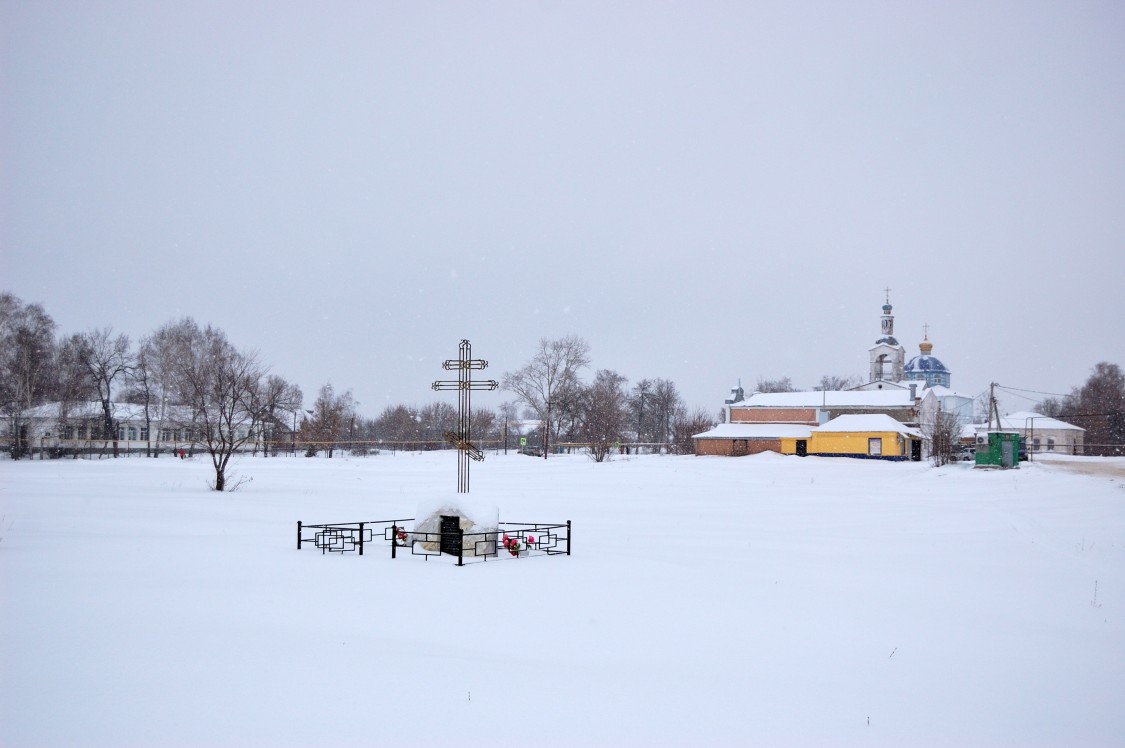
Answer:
xmin=995 ymin=384 xmax=1071 ymax=398
xmin=995 ymin=387 xmax=1049 ymax=403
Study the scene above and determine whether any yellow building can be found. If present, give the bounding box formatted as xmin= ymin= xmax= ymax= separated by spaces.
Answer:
xmin=781 ymin=414 xmax=922 ymax=461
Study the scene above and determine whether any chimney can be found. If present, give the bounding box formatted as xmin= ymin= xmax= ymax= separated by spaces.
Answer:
xmin=909 ymin=383 xmax=917 ymax=401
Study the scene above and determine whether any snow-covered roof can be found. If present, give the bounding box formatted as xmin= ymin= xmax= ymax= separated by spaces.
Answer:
xmin=693 ymin=423 xmax=813 ymax=440
xmin=734 ymin=390 xmax=915 ymax=409
xmin=813 ymin=414 xmax=922 ymax=437
xmin=992 ymin=412 xmax=1085 ymax=432
xmin=924 ymin=385 xmax=972 ymax=399
xmin=23 ymin=401 xmax=160 ymax=420
xmin=904 ymin=354 xmax=949 ymax=374
xmin=21 ymin=401 xmax=217 ymax=423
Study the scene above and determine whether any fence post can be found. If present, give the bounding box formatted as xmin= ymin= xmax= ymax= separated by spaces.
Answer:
xmin=359 ymin=522 xmax=365 ymax=556
xmin=566 ymin=520 xmax=571 ymax=556
xmin=458 ymin=528 xmax=464 ymax=567
xmin=391 ymin=524 xmax=397 ymax=559
xmin=297 ymin=521 xmax=302 ymax=550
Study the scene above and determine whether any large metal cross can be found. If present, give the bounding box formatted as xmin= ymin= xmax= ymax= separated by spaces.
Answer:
xmin=431 ymin=339 xmax=498 ymax=493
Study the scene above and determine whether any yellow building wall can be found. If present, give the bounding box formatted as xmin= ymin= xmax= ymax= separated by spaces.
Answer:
xmin=781 ymin=432 xmax=912 ymax=458
xmin=810 ymin=431 xmax=906 ymax=457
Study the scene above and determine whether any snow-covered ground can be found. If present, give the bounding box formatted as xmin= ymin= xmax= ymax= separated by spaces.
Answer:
xmin=2 ymin=451 xmax=1123 ymax=747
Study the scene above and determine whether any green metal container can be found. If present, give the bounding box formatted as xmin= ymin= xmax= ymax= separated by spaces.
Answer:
xmin=975 ymin=431 xmax=1021 ymax=469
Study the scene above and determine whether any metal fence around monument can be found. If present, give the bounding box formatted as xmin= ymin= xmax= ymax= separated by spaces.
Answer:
xmin=297 ymin=518 xmax=571 ymax=566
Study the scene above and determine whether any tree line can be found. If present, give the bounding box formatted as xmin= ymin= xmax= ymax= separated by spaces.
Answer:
xmin=363 ymin=335 xmax=714 ymax=461
xmin=1037 ymin=362 xmax=1125 ymax=456
xmin=1 ymin=294 xmax=716 ymax=489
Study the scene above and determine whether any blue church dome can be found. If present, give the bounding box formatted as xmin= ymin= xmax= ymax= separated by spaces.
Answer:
xmin=903 ymin=332 xmax=951 ymax=388
xmin=904 ymin=354 xmax=948 ymax=374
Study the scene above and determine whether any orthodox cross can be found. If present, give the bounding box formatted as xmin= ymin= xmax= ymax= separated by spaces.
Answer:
xmin=883 ymin=286 xmax=892 ymax=304
xmin=432 ymin=339 xmax=498 ymax=493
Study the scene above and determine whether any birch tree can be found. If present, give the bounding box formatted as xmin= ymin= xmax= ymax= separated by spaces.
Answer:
xmin=0 ymin=294 xmax=56 ymax=457
xmin=80 ymin=328 xmax=133 ymax=457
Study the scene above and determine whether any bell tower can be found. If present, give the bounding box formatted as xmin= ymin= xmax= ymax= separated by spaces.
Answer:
xmin=880 ymin=287 xmax=895 ymax=337
xmin=868 ymin=289 xmax=905 ymax=382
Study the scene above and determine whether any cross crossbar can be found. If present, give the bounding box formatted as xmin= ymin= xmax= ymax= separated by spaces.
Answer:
xmin=432 ymin=379 xmax=499 ymax=391
xmin=431 ymin=339 xmax=497 ymax=493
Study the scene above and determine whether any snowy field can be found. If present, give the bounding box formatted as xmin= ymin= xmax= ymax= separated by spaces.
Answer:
xmin=2 ymin=451 xmax=1123 ymax=747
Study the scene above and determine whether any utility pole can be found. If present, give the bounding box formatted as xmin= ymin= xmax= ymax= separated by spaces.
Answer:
xmin=988 ymin=382 xmax=1001 ymax=432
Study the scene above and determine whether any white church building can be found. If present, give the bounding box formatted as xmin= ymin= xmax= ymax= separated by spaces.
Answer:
xmin=854 ymin=294 xmax=973 ymax=426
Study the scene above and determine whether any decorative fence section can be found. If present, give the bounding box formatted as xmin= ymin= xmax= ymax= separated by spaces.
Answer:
xmin=297 ymin=519 xmax=571 ymax=566
xmin=297 ymin=520 xmax=399 ymax=556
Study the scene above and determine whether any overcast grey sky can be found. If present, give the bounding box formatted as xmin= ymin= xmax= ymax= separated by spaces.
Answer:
xmin=3 ymin=1 xmax=1123 ymax=417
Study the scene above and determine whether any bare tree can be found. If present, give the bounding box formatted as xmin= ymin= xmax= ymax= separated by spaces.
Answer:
xmin=171 ymin=321 xmax=279 ymax=491
xmin=305 ymin=383 xmax=355 ymax=457
xmin=53 ymin=333 xmax=97 ymax=449
xmin=924 ymin=409 xmax=962 ymax=466
xmin=815 ymin=374 xmax=861 ymax=391
xmin=417 ymin=400 xmax=458 ymax=449
xmin=135 ymin=320 xmax=198 ymax=457
xmin=1058 ymin=362 xmax=1125 ymax=456
xmin=577 ymin=369 xmax=630 ymax=462
xmin=0 ymin=294 xmax=56 ymax=458
xmin=503 ymin=335 xmax=591 ymax=458
xmin=756 ymin=376 xmax=796 ymax=393
xmin=127 ymin=343 xmax=158 ymax=455
xmin=673 ymin=407 xmax=716 ymax=455
xmin=373 ymin=404 xmax=422 ymax=450
xmin=253 ymin=375 xmax=302 ymax=456
xmin=1037 ymin=396 xmax=1064 ymax=418
xmin=650 ymin=378 xmax=683 ymax=448
xmin=470 ymin=405 xmax=497 ymax=447
xmin=497 ymin=400 xmax=521 ymax=452
xmin=974 ymin=391 xmax=992 ymax=424
xmin=80 ymin=328 xmax=133 ymax=457
xmin=629 ymin=379 xmax=656 ymax=443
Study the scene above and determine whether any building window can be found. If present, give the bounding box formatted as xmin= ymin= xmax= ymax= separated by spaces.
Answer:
xmin=127 ymin=427 xmax=137 ymax=440
xmin=1047 ymin=437 xmax=1055 ymax=452
xmin=1033 ymin=437 xmax=1041 ymax=452
xmin=868 ymin=437 xmax=882 ymax=456
xmin=140 ymin=428 xmax=148 ymax=441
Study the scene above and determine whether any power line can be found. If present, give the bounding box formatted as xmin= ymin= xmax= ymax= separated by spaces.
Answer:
xmin=995 ymin=384 xmax=1071 ymax=398
xmin=995 ymin=387 xmax=1044 ymax=403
